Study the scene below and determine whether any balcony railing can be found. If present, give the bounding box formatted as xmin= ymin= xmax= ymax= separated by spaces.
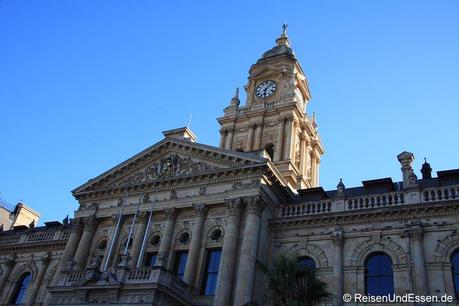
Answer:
xmin=60 ymin=267 xmax=190 ymax=299
xmin=277 ymin=184 xmax=459 ymax=218
xmin=422 ymin=186 xmax=459 ymax=202
xmin=346 ymin=191 xmax=405 ymax=211
xmin=0 ymin=228 xmax=68 ymax=246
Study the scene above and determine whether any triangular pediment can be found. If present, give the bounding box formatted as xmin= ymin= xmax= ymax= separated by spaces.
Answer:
xmin=73 ymin=138 xmax=266 ymax=195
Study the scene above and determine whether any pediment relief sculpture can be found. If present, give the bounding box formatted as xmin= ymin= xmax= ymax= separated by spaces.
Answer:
xmin=109 ymin=154 xmax=222 ymax=188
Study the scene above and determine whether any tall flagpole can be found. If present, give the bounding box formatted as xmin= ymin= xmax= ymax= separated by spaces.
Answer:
xmin=124 ymin=192 xmax=143 ymax=256
xmin=103 ymin=192 xmax=128 ymax=271
xmin=136 ymin=189 xmax=158 ymax=268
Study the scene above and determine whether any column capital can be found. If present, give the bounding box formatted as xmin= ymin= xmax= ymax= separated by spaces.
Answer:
xmin=82 ymin=215 xmax=97 ymax=231
xmin=277 ymin=117 xmax=285 ymax=124
xmin=225 ymin=198 xmax=243 ymax=216
xmin=411 ymin=227 xmax=424 ymax=241
xmin=40 ymin=252 xmax=51 ymax=265
xmin=244 ymin=196 xmax=265 ymax=216
xmin=70 ymin=218 xmax=83 ymax=233
xmin=192 ymin=203 xmax=208 ymax=217
xmin=1 ymin=255 xmax=16 ymax=267
xmin=137 ymin=211 xmax=149 ymax=220
xmin=331 ymin=226 xmax=344 ymax=246
xmin=164 ymin=208 xmax=178 ymax=221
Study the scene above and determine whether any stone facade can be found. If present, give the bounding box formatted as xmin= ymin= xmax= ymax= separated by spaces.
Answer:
xmin=0 ymin=28 xmax=458 ymax=306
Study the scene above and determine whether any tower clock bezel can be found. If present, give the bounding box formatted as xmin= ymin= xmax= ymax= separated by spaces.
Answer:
xmin=255 ymin=80 xmax=277 ymax=99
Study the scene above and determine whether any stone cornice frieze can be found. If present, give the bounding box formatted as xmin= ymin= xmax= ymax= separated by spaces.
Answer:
xmin=0 ymin=240 xmax=68 ymax=253
xmin=73 ymin=140 xmax=265 ymax=196
xmin=270 ymin=201 xmax=459 ymax=230
xmin=75 ymin=165 xmax=267 ymax=201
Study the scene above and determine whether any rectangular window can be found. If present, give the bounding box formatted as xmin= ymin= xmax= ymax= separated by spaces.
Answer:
xmin=145 ymin=253 xmax=157 ymax=268
xmin=201 ymin=249 xmax=222 ymax=296
xmin=173 ymin=251 xmax=188 ymax=280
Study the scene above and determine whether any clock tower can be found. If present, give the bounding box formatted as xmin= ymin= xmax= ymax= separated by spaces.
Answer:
xmin=217 ymin=25 xmax=325 ymax=190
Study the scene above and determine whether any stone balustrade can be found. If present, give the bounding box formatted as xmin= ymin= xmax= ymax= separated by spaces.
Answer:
xmin=234 ymin=100 xmax=286 ymax=116
xmin=0 ymin=235 xmax=21 ymax=246
xmin=346 ymin=191 xmax=405 ymax=210
xmin=66 ymin=271 xmax=86 ymax=283
xmin=281 ymin=200 xmax=332 ymax=217
xmin=60 ymin=267 xmax=190 ymax=301
xmin=26 ymin=231 xmax=56 ymax=242
xmin=422 ymin=185 xmax=459 ymax=202
xmin=278 ymin=184 xmax=459 ymax=218
xmin=0 ymin=226 xmax=69 ymax=246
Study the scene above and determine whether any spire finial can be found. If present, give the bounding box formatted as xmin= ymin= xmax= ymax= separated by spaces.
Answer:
xmin=228 ymin=87 xmax=240 ymax=108
xmin=275 ymin=23 xmax=291 ymax=47
xmin=282 ymin=22 xmax=288 ymax=37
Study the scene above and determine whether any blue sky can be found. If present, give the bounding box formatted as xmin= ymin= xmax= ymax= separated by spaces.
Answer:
xmin=1 ymin=0 xmax=458 ymax=224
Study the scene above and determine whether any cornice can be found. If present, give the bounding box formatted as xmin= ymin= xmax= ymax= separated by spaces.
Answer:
xmin=73 ymin=140 xmax=265 ymax=196
xmin=270 ymin=200 xmax=459 ymax=230
xmin=0 ymin=239 xmax=68 ymax=253
xmin=76 ymin=165 xmax=267 ymax=202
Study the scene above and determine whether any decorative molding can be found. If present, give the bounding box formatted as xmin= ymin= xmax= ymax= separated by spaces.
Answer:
xmin=350 ymin=236 xmax=407 ymax=266
xmin=225 ymin=198 xmax=243 ymax=217
xmin=283 ymin=243 xmax=329 ymax=268
xmin=164 ymin=208 xmax=177 ymax=221
xmin=232 ymin=179 xmax=259 ymax=190
xmin=433 ymin=231 xmax=459 ymax=262
xmin=193 ymin=204 xmax=208 ymax=218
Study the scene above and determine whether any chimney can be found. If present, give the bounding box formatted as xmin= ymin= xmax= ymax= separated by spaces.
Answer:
xmin=397 ymin=151 xmax=417 ymax=189
xmin=162 ymin=127 xmax=197 ymax=142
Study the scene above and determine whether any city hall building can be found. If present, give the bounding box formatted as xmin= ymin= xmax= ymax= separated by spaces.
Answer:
xmin=1 ymin=28 xmax=458 ymax=306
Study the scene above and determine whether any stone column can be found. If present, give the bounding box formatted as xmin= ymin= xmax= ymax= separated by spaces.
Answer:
xmin=0 ymin=256 xmax=15 ymax=294
xmin=129 ymin=212 xmax=148 ymax=268
xmin=52 ymin=220 xmax=83 ymax=284
xmin=311 ymin=151 xmax=318 ymax=187
xmin=274 ymin=117 xmax=285 ymax=161
xmin=253 ymin=124 xmax=263 ymax=150
xmin=305 ymin=141 xmax=311 ymax=181
xmin=183 ymin=204 xmax=207 ymax=286
xmin=214 ymin=199 xmax=243 ymax=306
xmin=156 ymin=208 xmax=177 ymax=267
xmin=25 ymin=253 xmax=49 ymax=306
xmin=332 ymin=228 xmax=344 ymax=306
xmin=225 ymin=129 xmax=234 ymax=150
xmin=299 ymin=132 xmax=307 ymax=175
xmin=246 ymin=125 xmax=255 ymax=151
xmin=412 ymin=227 xmax=429 ymax=296
xmin=219 ymin=129 xmax=227 ymax=148
xmin=73 ymin=215 xmax=97 ymax=270
xmin=315 ymin=157 xmax=321 ymax=186
xmin=283 ymin=116 xmax=295 ymax=160
xmin=234 ymin=196 xmax=265 ymax=306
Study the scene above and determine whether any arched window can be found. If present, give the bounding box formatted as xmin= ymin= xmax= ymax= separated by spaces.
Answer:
xmin=11 ymin=273 xmax=32 ymax=304
xmin=297 ymin=256 xmax=316 ymax=275
xmin=365 ymin=252 xmax=394 ymax=296
xmin=452 ymin=250 xmax=459 ymax=298
xmin=264 ymin=143 xmax=275 ymax=161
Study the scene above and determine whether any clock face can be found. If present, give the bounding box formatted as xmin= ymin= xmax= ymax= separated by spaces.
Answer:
xmin=255 ymin=80 xmax=277 ymax=98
